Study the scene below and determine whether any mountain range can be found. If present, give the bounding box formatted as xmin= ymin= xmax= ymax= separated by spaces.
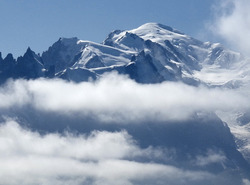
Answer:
xmin=1 ymin=23 xmax=250 ymax=184
xmin=1 ymin=23 xmax=247 ymax=86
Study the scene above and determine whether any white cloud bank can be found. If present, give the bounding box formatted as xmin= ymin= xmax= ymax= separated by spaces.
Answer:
xmin=0 ymin=120 xmax=214 ymax=185
xmin=0 ymin=72 xmax=248 ymax=123
xmin=211 ymin=0 xmax=250 ymax=55
xmin=0 ymin=73 xmax=248 ymax=184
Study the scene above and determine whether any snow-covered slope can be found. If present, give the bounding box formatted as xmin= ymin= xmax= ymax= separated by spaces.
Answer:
xmin=42 ymin=38 xmax=136 ymax=73
xmin=71 ymin=41 xmax=136 ymax=68
xmin=104 ymin=23 xmax=243 ymax=76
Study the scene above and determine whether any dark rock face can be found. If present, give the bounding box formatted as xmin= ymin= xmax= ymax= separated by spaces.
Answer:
xmin=0 ymin=48 xmax=45 ymax=83
xmin=0 ymin=53 xmax=16 ymax=83
xmin=41 ymin=37 xmax=81 ymax=73
xmin=125 ymin=51 xmax=166 ymax=84
xmin=13 ymin=48 xmax=44 ymax=79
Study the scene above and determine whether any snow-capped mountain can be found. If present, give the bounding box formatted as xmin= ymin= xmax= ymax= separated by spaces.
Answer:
xmin=41 ymin=23 xmax=246 ymax=86
xmin=1 ymin=23 xmax=250 ymax=184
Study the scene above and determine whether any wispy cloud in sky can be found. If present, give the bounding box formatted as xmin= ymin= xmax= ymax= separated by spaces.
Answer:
xmin=210 ymin=0 xmax=250 ymax=55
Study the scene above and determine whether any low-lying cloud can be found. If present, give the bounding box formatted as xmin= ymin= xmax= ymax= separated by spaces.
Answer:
xmin=0 ymin=72 xmax=248 ymax=123
xmin=195 ymin=149 xmax=226 ymax=166
xmin=0 ymin=120 xmax=215 ymax=185
xmin=0 ymin=73 xmax=248 ymax=184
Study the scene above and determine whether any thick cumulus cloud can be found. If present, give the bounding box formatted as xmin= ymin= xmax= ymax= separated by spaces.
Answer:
xmin=0 ymin=120 xmax=215 ymax=185
xmin=210 ymin=0 xmax=250 ymax=55
xmin=0 ymin=72 xmax=248 ymax=123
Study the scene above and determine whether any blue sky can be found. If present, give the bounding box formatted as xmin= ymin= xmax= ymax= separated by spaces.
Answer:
xmin=1 ymin=0 xmax=217 ymax=57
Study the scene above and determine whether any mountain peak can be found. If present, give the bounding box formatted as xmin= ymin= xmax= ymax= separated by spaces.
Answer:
xmin=58 ymin=37 xmax=79 ymax=46
xmin=26 ymin=47 xmax=33 ymax=54
xmin=4 ymin=53 xmax=14 ymax=61
xmin=134 ymin=23 xmax=184 ymax=35
xmin=23 ymin=47 xmax=36 ymax=59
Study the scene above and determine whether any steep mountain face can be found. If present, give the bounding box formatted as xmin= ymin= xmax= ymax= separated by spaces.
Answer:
xmin=41 ymin=37 xmax=83 ymax=73
xmin=14 ymin=48 xmax=44 ymax=79
xmin=0 ymin=53 xmax=15 ymax=83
